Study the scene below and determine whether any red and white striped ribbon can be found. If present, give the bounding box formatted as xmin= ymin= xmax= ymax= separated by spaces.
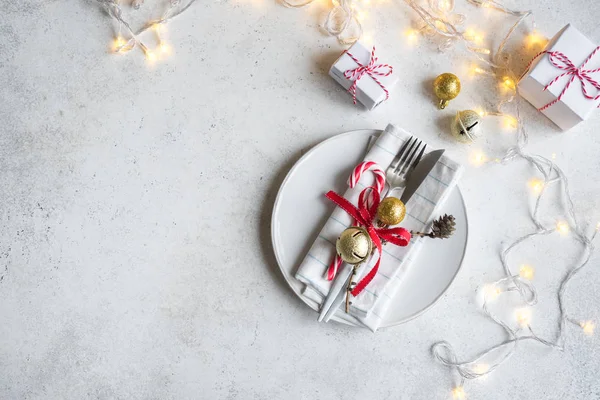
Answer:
xmin=343 ymin=46 xmax=393 ymax=105
xmin=326 ymin=161 xmax=386 ymax=281
xmin=524 ymin=46 xmax=600 ymax=111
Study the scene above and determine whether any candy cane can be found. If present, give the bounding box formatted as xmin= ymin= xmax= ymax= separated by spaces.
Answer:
xmin=348 ymin=161 xmax=386 ymax=195
xmin=327 ymin=161 xmax=386 ymax=281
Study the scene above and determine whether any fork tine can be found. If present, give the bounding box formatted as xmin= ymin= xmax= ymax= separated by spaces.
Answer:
xmin=404 ymin=144 xmax=426 ymax=178
xmin=388 ymin=137 xmax=413 ymax=170
xmin=394 ymin=138 xmax=418 ymax=174
xmin=399 ymin=140 xmax=423 ymax=175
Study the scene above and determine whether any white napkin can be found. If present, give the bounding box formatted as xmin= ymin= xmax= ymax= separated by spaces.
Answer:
xmin=294 ymin=124 xmax=463 ymax=331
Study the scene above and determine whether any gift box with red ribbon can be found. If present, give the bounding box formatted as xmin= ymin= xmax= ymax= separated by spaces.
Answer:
xmin=518 ymin=24 xmax=600 ymax=131
xmin=329 ymin=41 xmax=398 ymax=110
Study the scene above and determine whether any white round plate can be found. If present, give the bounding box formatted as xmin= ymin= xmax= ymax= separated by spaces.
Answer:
xmin=271 ymin=129 xmax=468 ymax=327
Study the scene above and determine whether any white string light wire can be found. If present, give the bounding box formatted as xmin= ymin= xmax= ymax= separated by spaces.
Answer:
xmin=280 ymin=0 xmax=362 ymax=45
xmin=93 ymin=0 xmax=597 ymax=393
xmin=400 ymin=0 xmax=598 ymax=395
xmin=281 ymin=0 xmax=597 ymax=394
xmin=97 ymin=0 xmax=197 ymax=59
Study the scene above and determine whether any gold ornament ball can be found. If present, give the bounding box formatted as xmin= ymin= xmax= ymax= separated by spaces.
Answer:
xmin=376 ymin=197 xmax=406 ymax=225
xmin=450 ymin=110 xmax=482 ymax=143
xmin=433 ymin=73 xmax=461 ymax=109
xmin=336 ymin=226 xmax=373 ymax=265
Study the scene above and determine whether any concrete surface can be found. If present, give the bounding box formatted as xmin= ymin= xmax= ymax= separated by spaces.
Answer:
xmin=1 ymin=0 xmax=599 ymax=399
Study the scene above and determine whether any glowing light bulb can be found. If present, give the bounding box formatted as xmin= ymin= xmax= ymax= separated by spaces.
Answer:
xmin=332 ymin=0 xmax=340 ymax=5
xmin=556 ymin=221 xmax=570 ymax=235
xmin=519 ymin=264 xmax=535 ymax=280
xmin=502 ymin=76 xmax=516 ymax=90
xmin=516 ymin=308 xmax=531 ymax=327
xmin=581 ymin=321 xmax=595 ymax=335
xmin=551 ymin=152 xmax=557 ymax=159
xmin=528 ymin=178 xmax=544 ymax=194
xmin=405 ymin=29 xmax=419 ymax=41
xmin=159 ymin=41 xmax=170 ymax=54
xmin=439 ymin=0 xmax=451 ymax=11
xmin=471 ymin=64 xmax=487 ymax=75
xmin=361 ymin=33 xmax=374 ymax=45
xmin=472 ymin=47 xmax=491 ymax=55
xmin=452 ymin=386 xmax=466 ymax=400
xmin=596 ymin=222 xmax=600 ymax=231
xmin=473 ymin=363 xmax=490 ymax=374
xmin=471 ymin=151 xmax=487 ymax=166
xmin=355 ymin=10 xmax=367 ymax=21
xmin=475 ymin=108 xmax=487 ymax=117
xmin=526 ymin=31 xmax=546 ymax=48
xmin=113 ymin=36 xmax=126 ymax=51
xmin=484 ymin=284 xmax=502 ymax=300
xmin=503 ymin=115 xmax=518 ymax=129
xmin=465 ymin=28 xmax=484 ymax=44
xmin=146 ymin=50 xmax=157 ymax=62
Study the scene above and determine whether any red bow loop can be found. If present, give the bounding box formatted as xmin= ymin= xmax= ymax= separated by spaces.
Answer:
xmin=377 ymin=227 xmax=412 ymax=247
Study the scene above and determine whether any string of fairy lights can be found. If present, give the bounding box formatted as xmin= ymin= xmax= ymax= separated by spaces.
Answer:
xmin=398 ymin=1 xmax=597 ymax=397
xmin=280 ymin=0 xmax=597 ymax=397
xmin=97 ymin=0 xmax=196 ymax=61
xmin=95 ymin=0 xmax=598 ymax=395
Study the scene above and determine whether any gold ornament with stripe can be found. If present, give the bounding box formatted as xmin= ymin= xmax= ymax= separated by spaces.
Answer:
xmin=450 ymin=110 xmax=482 ymax=143
xmin=335 ymin=226 xmax=373 ymax=265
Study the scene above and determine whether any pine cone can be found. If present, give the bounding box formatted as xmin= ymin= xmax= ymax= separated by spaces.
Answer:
xmin=430 ymin=214 xmax=456 ymax=239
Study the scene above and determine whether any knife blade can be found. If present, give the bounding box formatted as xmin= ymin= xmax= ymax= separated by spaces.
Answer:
xmin=400 ymin=149 xmax=445 ymax=204
xmin=317 ymin=264 xmax=353 ymax=322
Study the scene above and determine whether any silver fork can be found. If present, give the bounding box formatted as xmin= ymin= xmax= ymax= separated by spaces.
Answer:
xmin=385 ymin=137 xmax=426 ymax=197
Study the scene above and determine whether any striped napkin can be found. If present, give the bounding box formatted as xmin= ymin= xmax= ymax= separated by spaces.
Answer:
xmin=294 ymin=124 xmax=463 ymax=331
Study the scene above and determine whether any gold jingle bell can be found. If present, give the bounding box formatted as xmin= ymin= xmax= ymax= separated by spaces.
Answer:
xmin=450 ymin=110 xmax=482 ymax=143
xmin=376 ymin=197 xmax=406 ymax=225
xmin=336 ymin=226 xmax=373 ymax=265
xmin=433 ymin=73 xmax=461 ymax=109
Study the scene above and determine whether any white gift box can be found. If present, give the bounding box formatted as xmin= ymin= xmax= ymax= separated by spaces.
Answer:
xmin=329 ymin=41 xmax=398 ymax=110
xmin=518 ymin=24 xmax=600 ymax=131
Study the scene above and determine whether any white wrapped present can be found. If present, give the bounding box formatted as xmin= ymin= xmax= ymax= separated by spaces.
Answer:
xmin=518 ymin=24 xmax=600 ymax=131
xmin=329 ymin=42 xmax=398 ymax=110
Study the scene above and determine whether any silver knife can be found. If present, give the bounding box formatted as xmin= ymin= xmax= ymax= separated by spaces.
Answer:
xmin=400 ymin=149 xmax=445 ymax=204
xmin=318 ymin=264 xmax=353 ymax=322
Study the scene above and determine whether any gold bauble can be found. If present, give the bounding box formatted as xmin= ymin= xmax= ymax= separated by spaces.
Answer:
xmin=433 ymin=73 xmax=461 ymax=109
xmin=336 ymin=227 xmax=373 ymax=265
xmin=376 ymin=197 xmax=406 ymax=225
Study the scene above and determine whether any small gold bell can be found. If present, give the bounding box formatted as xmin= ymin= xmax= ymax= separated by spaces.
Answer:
xmin=376 ymin=197 xmax=406 ymax=225
xmin=450 ymin=110 xmax=482 ymax=143
xmin=336 ymin=227 xmax=373 ymax=265
xmin=433 ymin=73 xmax=461 ymax=109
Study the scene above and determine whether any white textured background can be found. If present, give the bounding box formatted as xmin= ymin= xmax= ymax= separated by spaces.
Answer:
xmin=1 ymin=0 xmax=599 ymax=399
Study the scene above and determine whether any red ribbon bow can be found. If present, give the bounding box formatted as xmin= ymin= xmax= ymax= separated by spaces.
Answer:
xmin=326 ymin=187 xmax=411 ymax=297
xmin=527 ymin=46 xmax=600 ymax=111
xmin=343 ymin=46 xmax=393 ymax=105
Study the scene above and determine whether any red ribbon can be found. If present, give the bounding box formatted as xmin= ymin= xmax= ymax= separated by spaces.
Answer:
xmin=326 ymin=188 xmax=411 ymax=297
